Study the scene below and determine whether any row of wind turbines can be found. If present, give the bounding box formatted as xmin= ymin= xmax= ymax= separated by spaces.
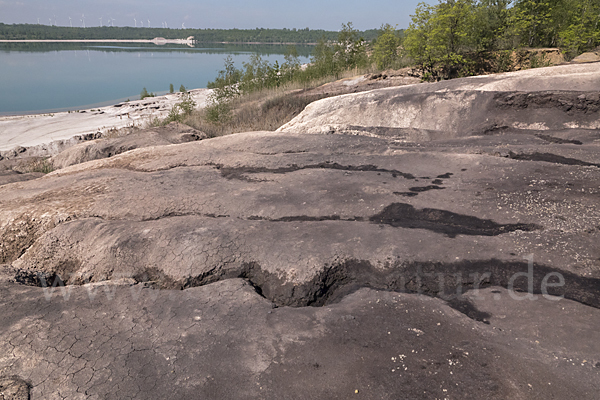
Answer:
xmin=37 ymin=15 xmax=186 ymax=29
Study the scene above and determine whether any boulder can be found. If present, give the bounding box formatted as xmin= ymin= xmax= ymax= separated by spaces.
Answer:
xmin=571 ymin=52 xmax=600 ymax=64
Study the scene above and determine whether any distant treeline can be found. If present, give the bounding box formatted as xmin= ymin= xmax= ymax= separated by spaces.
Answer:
xmin=0 ymin=23 xmax=381 ymax=43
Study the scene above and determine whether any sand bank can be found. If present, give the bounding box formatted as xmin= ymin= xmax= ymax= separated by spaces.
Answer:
xmin=0 ymin=89 xmax=211 ymax=152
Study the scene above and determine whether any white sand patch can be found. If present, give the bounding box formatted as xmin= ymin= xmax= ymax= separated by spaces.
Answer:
xmin=0 ymin=89 xmax=211 ymax=152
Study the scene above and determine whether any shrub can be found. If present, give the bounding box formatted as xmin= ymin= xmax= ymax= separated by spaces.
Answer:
xmin=140 ymin=87 xmax=155 ymax=100
xmin=164 ymin=92 xmax=196 ymax=124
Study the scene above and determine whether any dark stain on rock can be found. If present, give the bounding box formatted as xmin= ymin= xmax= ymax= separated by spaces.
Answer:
xmin=535 ymin=134 xmax=583 ymax=145
xmin=494 ymin=91 xmax=600 ymax=115
xmin=369 ymin=203 xmax=540 ymax=237
xmin=495 ymin=91 xmax=600 ymax=114
xmin=212 ymin=162 xmax=416 ymax=181
xmin=507 ymin=151 xmax=600 ymax=167
xmin=409 ymin=185 xmax=445 ymax=192
xmin=393 ymin=191 xmax=419 ymax=197
xmin=437 ymin=172 xmax=453 ymax=179
xmin=248 ymin=215 xmax=348 ymax=222
xmin=431 ymin=179 xmax=444 ymax=185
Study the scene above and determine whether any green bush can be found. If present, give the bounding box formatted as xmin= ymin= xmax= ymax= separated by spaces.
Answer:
xmin=140 ymin=87 xmax=155 ymax=100
xmin=164 ymin=92 xmax=196 ymax=124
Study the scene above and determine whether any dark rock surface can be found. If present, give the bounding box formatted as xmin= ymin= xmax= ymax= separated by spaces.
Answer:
xmin=0 ymin=64 xmax=599 ymax=399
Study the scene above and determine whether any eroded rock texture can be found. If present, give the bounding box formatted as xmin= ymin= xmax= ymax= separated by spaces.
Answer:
xmin=1 ymin=63 xmax=599 ymax=399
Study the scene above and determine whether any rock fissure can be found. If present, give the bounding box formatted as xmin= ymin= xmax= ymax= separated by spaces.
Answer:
xmin=13 ymin=258 xmax=600 ymax=311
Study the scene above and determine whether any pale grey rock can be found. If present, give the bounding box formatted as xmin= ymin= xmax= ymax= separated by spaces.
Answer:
xmin=278 ymin=63 xmax=600 ymax=136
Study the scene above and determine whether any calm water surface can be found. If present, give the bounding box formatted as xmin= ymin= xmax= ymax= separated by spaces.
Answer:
xmin=0 ymin=43 xmax=312 ymax=115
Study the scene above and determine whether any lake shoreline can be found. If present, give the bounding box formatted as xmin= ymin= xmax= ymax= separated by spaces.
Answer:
xmin=0 ymin=88 xmax=211 ymax=153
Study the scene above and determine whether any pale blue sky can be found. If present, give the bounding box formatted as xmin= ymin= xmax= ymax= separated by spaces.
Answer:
xmin=0 ymin=0 xmax=424 ymax=30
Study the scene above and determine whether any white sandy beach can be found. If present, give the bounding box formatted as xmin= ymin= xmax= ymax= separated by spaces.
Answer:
xmin=0 ymin=89 xmax=211 ymax=152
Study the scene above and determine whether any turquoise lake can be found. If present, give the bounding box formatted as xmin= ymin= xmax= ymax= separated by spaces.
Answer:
xmin=0 ymin=43 xmax=312 ymax=115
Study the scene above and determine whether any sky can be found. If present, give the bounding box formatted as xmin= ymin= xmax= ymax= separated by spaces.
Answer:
xmin=0 ymin=0 xmax=424 ymax=30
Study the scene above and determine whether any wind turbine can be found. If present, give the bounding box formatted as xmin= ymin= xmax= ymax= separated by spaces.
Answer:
xmin=69 ymin=16 xmax=72 ymax=27
xmin=37 ymin=18 xmax=40 ymax=24
xmin=148 ymin=19 xmax=150 ymax=27
xmin=140 ymin=20 xmax=143 ymax=27
xmin=81 ymin=14 xmax=86 ymax=28
xmin=134 ymin=18 xmax=137 ymax=27
xmin=49 ymin=18 xmax=52 ymax=26
xmin=165 ymin=21 xmax=168 ymax=28
xmin=54 ymin=15 xmax=57 ymax=25
xmin=181 ymin=22 xmax=185 ymax=29
xmin=99 ymin=17 xmax=102 ymax=27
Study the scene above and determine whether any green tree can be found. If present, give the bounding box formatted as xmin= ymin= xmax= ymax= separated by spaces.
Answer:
xmin=169 ymin=83 xmax=174 ymax=93
xmin=372 ymin=24 xmax=402 ymax=69
xmin=473 ymin=0 xmax=511 ymax=52
xmin=334 ymin=22 xmax=368 ymax=70
xmin=557 ymin=0 xmax=600 ymax=58
xmin=510 ymin=0 xmax=555 ymax=47
xmin=404 ymin=0 xmax=476 ymax=79
xmin=179 ymin=84 xmax=187 ymax=93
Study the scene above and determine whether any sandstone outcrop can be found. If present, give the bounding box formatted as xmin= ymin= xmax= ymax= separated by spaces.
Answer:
xmin=0 ymin=63 xmax=599 ymax=399
xmin=278 ymin=63 xmax=600 ymax=136
xmin=50 ymin=122 xmax=206 ymax=169
xmin=572 ymin=51 xmax=600 ymax=63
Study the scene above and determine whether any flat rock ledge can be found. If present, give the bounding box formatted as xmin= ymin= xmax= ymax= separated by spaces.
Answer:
xmin=0 ymin=63 xmax=599 ymax=399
